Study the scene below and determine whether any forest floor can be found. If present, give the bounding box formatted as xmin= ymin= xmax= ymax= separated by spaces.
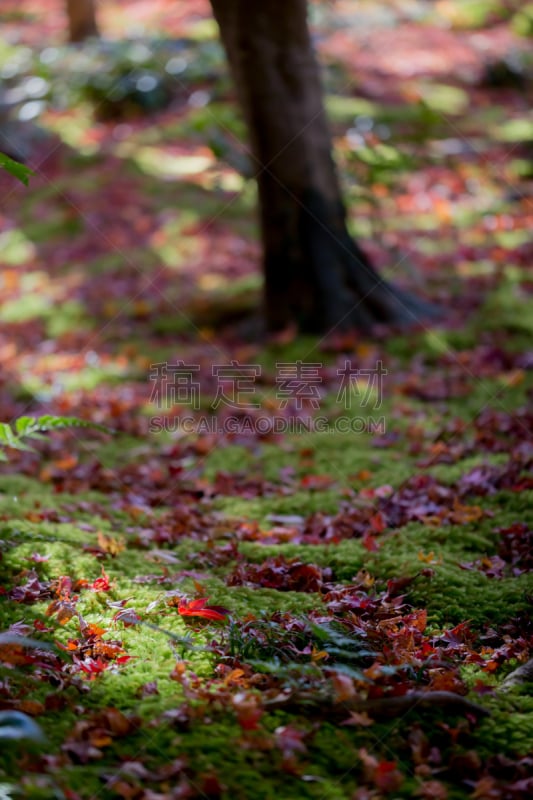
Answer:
xmin=0 ymin=1 xmax=532 ymax=798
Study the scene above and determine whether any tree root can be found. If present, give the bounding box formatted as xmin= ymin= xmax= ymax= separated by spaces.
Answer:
xmin=334 ymin=242 xmax=442 ymax=331
xmin=264 ymin=690 xmax=490 ymax=720
xmin=500 ymin=658 xmax=533 ymax=692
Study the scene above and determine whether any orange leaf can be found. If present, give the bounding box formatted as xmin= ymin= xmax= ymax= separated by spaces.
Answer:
xmin=96 ymin=531 xmax=125 ymax=556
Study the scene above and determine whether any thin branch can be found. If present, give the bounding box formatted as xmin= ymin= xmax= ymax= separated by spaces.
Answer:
xmin=264 ymin=690 xmax=490 ymax=719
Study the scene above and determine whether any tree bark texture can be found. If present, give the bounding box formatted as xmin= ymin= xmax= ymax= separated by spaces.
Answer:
xmin=209 ymin=0 xmax=429 ymax=333
xmin=66 ymin=0 xmax=99 ymax=43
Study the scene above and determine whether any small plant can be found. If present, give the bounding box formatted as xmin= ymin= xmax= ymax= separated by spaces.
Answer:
xmin=224 ymin=613 xmax=311 ymax=665
xmin=0 ymin=415 xmax=107 ymax=461
xmin=220 ymin=612 xmax=376 ymax=680
xmin=0 ymin=151 xmax=34 ymax=185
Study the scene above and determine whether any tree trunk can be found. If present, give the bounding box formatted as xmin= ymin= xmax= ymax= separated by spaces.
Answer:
xmin=209 ymin=0 xmax=432 ymax=333
xmin=66 ymin=0 xmax=99 ymax=43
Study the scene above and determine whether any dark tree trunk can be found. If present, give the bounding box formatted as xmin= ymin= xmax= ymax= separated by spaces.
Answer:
xmin=66 ymin=0 xmax=99 ymax=43
xmin=209 ymin=0 xmax=432 ymax=333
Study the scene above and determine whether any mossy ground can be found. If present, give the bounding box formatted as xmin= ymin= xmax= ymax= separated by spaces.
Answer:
xmin=1 ymin=323 xmax=531 ymax=797
xmin=1 ymin=0 xmax=533 ymax=797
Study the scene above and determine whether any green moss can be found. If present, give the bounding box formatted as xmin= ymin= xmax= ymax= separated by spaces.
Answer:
xmin=484 ymin=490 xmax=533 ymax=518
xmin=213 ymin=490 xmax=342 ymax=521
xmin=428 ymin=454 xmax=509 ymax=484
xmin=325 ymin=94 xmax=378 ymax=123
xmin=481 ymin=280 xmax=533 ymax=335
xmin=408 ymin=568 xmax=531 ymax=628
xmin=0 ymin=228 xmax=35 ymax=265
xmin=238 ymin=540 xmax=367 ymax=578
xmin=0 ymin=292 xmax=53 ymax=323
xmin=367 ymin=517 xmax=532 ymax=627
xmin=477 ymin=695 xmax=533 ymax=756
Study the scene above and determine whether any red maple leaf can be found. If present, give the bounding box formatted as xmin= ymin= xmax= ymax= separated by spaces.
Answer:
xmin=370 ymin=512 xmax=386 ymax=534
xmin=75 ymin=656 xmax=109 ymax=678
xmin=91 ymin=567 xmax=111 ymax=592
xmin=362 ymin=532 xmax=379 ymax=552
xmin=374 ymin=760 xmax=404 ymax=793
xmin=177 ymin=598 xmax=230 ymax=621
